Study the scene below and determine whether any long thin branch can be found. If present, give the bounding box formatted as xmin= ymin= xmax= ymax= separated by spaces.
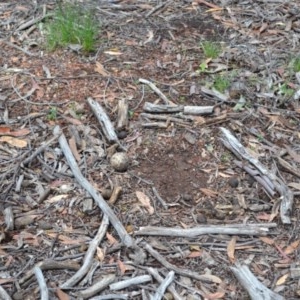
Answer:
xmin=135 ymin=224 xmax=274 ymax=237
xmin=53 ymin=125 xmax=134 ymax=247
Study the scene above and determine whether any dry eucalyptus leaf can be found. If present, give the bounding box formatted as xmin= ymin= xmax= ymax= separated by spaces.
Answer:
xmin=136 ymin=191 xmax=154 ymax=215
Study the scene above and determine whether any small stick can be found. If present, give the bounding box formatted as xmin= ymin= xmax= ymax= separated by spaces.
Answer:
xmin=143 ymin=242 xmax=221 ymax=283
xmin=87 ymin=97 xmax=119 ymax=144
xmin=0 ymin=285 xmax=12 ymax=300
xmin=152 ymin=271 xmax=175 ymax=300
xmin=109 ymin=275 xmax=152 ymax=291
xmin=147 ymin=267 xmax=182 ymax=300
xmin=139 ymin=78 xmax=171 ymax=104
xmin=152 ymin=187 xmax=168 ymax=210
xmin=231 ymin=263 xmax=284 ymax=300
xmin=60 ymin=215 xmax=109 ymax=288
xmin=79 ymin=274 xmax=116 ymax=299
xmin=22 ymin=130 xmax=62 ymax=166
xmin=34 ymin=267 xmax=49 ymax=300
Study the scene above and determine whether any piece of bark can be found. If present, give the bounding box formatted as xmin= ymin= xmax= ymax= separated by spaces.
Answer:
xmin=231 ymin=263 xmax=284 ymax=300
xmin=87 ymin=97 xmax=119 ymax=144
xmin=117 ymin=99 xmax=129 ymax=130
xmin=4 ymin=207 xmax=14 ymax=230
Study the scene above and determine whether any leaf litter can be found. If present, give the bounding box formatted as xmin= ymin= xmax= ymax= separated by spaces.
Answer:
xmin=0 ymin=0 xmax=300 ymax=299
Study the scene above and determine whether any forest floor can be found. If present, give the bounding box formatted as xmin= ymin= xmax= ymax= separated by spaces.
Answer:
xmin=1 ymin=0 xmax=300 ymax=299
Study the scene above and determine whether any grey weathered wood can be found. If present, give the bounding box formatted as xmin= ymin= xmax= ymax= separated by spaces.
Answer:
xmin=231 ymin=263 xmax=284 ymax=300
xmin=220 ymin=127 xmax=293 ymax=224
xmin=61 ymin=215 xmax=109 ymax=289
xmin=143 ymin=102 xmax=183 ymax=113
xmin=183 ymin=105 xmax=214 ymax=115
xmin=87 ymin=97 xmax=119 ymax=143
xmin=34 ymin=267 xmax=49 ymax=300
xmin=53 ymin=125 xmax=134 ymax=248
xmin=117 ymin=99 xmax=129 ymax=130
xmin=109 ymin=275 xmax=152 ymax=291
xmin=79 ymin=274 xmax=116 ymax=299
xmin=135 ymin=224 xmax=274 ymax=237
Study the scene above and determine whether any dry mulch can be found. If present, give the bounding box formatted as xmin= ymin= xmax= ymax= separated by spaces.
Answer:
xmin=1 ymin=0 xmax=300 ymax=299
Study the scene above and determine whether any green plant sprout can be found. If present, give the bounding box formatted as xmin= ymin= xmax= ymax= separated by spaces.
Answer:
xmin=278 ymin=83 xmax=294 ymax=97
xmin=201 ymin=41 xmax=222 ymax=59
xmin=44 ymin=3 xmax=98 ymax=52
xmin=47 ymin=106 xmax=58 ymax=121
xmin=213 ymin=74 xmax=231 ymax=93
xmin=292 ymin=56 xmax=300 ymax=72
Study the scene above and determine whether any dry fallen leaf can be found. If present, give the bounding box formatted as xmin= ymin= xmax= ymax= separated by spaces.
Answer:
xmin=259 ymin=237 xmax=275 ymax=245
xmin=56 ymin=288 xmax=70 ymax=300
xmin=136 ymin=191 xmax=154 ymax=215
xmin=284 ymin=240 xmax=300 ymax=255
xmin=276 ymin=273 xmax=289 ymax=286
xmin=69 ymin=136 xmax=80 ymax=162
xmin=94 ymin=61 xmax=110 ymax=76
xmin=96 ymin=247 xmax=105 ymax=262
xmin=106 ymin=232 xmax=117 ymax=245
xmin=227 ymin=236 xmax=237 ymax=263
xmin=0 ymin=136 xmax=27 ymax=148
xmin=117 ymin=259 xmax=126 ymax=275
xmin=199 ymin=188 xmax=218 ymax=197
xmin=187 ymin=251 xmax=202 ymax=258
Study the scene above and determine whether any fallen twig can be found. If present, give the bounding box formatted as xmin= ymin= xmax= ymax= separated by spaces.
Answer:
xmin=87 ymin=97 xmax=120 ymax=144
xmin=109 ymin=275 xmax=152 ymax=291
xmin=19 ymin=260 xmax=80 ymax=285
xmin=22 ymin=130 xmax=62 ymax=167
xmin=152 ymin=270 xmax=175 ymax=300
xmin=143 ymin=242 xmax=221 ymax=283
xmin=34 ymin=267 xmax=49 ymax=300
xmin=135 ymin=223 xmax=275 ymax=237
xmin=0 ymin=285 xmax=12 ymax=300
xmin=53 ymin=125 xmax=134 ymax=247
xmin=231 ymin=262 xmax=284 ymax=300
xmin=139 ymin=78 xmax=171 ymax=104
xmin=79 ymin=274 xmax=116 ymax=299
xmin=146 ymin=267 xmax=182 ymax=300
xmin=220 ymin=127 xmax=293 ymax=224
xmin=61 ymin=215 xmax=109 ymax=288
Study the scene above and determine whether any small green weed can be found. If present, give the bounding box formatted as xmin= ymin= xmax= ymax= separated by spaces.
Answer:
xmin=220 ymin=152 xmax=230 ymax=163
xmin=279 ymin=83 xmax=294 ymax=97
xmin=45 ymin=3 xmax=98 ymax=52
xmin=47 ymin=107 xmax=58 ymax=121
xmin=201 ymin=41 xmax=222 ymax=59
xmin=292 ymin=56 xmax=300 ymax=72
xmin=213 ymin=74 xmax=231 ymax=92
